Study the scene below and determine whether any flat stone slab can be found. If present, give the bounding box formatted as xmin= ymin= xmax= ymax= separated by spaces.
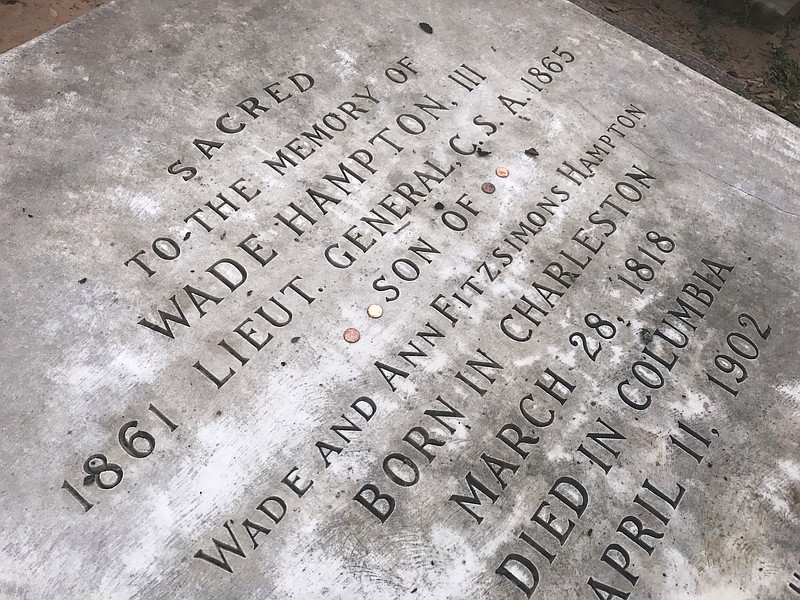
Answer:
xmin=1 ymin=0 xmax=799 ymax=598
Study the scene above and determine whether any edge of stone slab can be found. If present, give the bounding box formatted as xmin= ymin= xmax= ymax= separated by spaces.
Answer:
xmin=566 ymin=0 xmax=749 ymax=97
xmin=0 ymin=0 xmax=116 ymax=61
xmin=0 ymin=0 xmax=786 ymax=124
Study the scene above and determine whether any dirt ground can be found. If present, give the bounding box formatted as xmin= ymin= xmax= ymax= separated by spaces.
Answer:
xmin=587 ymin=0 xmax=800 ymax=125
xmin=0 ymin=0 xmax=102 ymax=53
xmin=0 ymin=0 xmax=798 ymax=125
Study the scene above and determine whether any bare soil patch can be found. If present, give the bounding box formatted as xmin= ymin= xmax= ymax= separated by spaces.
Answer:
xmin=0 ymin=0 xmax=102 ymax=54
xmin=587 ymin=0 xmax=800 ymax=124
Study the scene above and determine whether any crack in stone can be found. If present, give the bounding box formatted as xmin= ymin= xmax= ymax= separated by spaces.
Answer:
xmin=571 ymin=99 xmax=677 ymax=168
xmin=690 ymin=166 xmax=800 ymax=219
xmin=570 ymin=99 xmax=799 ymax=220
xmin=624 ymin=140 xmax=677 ymax=167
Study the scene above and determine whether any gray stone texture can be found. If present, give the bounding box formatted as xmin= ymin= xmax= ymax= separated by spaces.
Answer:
xmin=0 ymin=0 xmax=799 ymax=599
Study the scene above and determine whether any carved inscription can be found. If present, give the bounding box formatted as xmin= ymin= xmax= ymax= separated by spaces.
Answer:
xmin=43 ymin=20 xmax=797 ymax=599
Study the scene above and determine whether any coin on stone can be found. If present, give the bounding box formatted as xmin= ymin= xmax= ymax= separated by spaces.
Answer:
xmin=343 ymin=328 xmax=361 ymax=343
xmin=496 ymin=167 xmax=509 ymax=178
xmin=481 ymin=182 xmax=496 ymax=194
xmin=367 ymin=304 xmax=383 ymax=318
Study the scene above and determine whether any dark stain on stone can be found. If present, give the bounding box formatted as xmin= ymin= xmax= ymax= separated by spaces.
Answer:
xmin=434 ymin=202 xmax=444 ymax=210
xmin=419 ymin=22 xmax=433 ymax=34
xmin=78 ymin=278 xmax=87 ymax=284
xmin=524 ymin=147 xmax=539 ymax=157
xmin=476 ymin=147 xmax=491 ymax=157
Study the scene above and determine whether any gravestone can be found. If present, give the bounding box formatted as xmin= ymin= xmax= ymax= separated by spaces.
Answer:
xmin=1 ymin=0 xmax=799 ymax=598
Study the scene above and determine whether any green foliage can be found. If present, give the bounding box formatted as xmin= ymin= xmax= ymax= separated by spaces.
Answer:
xmin=754 ymin=46 xmax=800 ymax=126
xmin=770 ymin=47 xmax=800 ymax=98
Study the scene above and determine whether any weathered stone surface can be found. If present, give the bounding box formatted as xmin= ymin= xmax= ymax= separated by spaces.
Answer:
xmin=0 ymin=0 xmax=799 ymax=598
xmin=751 ymin=0 xmax=800 ymax=32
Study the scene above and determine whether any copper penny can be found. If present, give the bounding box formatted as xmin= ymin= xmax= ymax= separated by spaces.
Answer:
xmin=496 ymin=167 xmax=509 ymax=178
xmin=367 ymin=304 xmax=383 ymax=318
xmin=481 ymin=182 xmax=496 ymax=194
xmin=343 ymin=328 xmax=361 ymax=343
